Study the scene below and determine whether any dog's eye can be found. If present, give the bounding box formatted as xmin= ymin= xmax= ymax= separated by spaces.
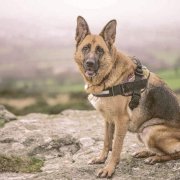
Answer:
xmin=96 ymin=46 xmax=104 ymax=54
xmin=82 ymin=44 xmax=91 ymax=52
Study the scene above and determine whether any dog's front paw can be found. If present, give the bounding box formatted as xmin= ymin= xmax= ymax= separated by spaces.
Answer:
xmin=96 ymin=165 xmax=115 ymax=178
xmin=88 ymin=156 xmax=107 ymax=165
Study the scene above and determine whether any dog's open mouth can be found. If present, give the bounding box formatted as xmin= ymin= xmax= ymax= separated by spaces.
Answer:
xmin=85 ymin=69 xmax=96 ymax=77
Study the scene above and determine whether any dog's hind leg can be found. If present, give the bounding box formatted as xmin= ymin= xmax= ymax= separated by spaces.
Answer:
xmin=144 ymin=152 xmax=180 ymax=165
xmin=132 ymin=134 xmax=156 ymax=158
xmin=132 ymin=149 xmax=156 ymax=158
xmin=139 ymin=123 xmax=180 ymax=165
xmin=88 ymin=121 xmax=114 ymax=164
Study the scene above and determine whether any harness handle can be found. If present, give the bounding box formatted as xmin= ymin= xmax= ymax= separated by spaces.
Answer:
xmin=129 ymin=57 xmax=144 ymax=110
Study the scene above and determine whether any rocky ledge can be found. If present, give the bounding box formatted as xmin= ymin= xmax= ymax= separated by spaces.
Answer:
xmin=0 ymin=110 xmax=179 ymax=180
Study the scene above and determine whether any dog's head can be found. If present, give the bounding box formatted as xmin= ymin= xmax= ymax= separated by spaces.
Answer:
xmin=74 ymin=16 xmax=117 ymax=85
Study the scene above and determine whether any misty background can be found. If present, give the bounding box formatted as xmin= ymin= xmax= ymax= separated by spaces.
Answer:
xmin=0 ymin=0 xmax=180 ymax=115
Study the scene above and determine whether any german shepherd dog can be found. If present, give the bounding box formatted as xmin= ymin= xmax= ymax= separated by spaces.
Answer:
xmin=74 ymin=16 xmax=180 ymax=178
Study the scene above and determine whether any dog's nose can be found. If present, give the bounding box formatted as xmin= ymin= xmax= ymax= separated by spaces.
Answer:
xmin=86 ymin=59 xmax=95 ymax=68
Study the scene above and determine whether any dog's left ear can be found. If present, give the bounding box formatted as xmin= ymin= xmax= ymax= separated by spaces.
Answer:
xmin=100 ymin=20 xmax=117 ymax=49
xmin=75 ymin=16 xmax=90 ymax=47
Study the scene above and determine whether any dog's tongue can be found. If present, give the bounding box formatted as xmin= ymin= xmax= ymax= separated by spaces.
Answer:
xmin=85 ymin=70 xmax=95 ymax=77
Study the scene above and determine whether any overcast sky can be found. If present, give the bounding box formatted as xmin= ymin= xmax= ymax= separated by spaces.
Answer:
xmin=0 ymin=0 xmax=180 ymax=29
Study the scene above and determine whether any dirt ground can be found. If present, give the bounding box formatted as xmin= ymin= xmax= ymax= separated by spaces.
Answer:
xmin=0 ymin=110 xmax=179 ymax=180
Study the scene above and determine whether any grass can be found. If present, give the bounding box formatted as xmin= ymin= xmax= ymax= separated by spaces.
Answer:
xmin=0 ymin=68 xmax=179 ymax=116
xmin=3 ymin=92 xmax=92 ymax=116
xmin=0 ymin=79 xmax=84 ymax=98
xmin=59 ymin=83 xmax=84 ymax=93
xmin=0 ymin=154 xmax=44 ymax=173
xmin=157 ymin=68 xmax=180 ymax=90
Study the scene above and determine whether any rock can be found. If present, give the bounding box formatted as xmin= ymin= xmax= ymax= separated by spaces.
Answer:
xmin=28 ymin=134 xmax=81 ymax=158
xmin=79 ymin=137 xmax=95 ymax=148
xmin=0 ymin=105 xmax=17 ymax=122
xmin=0 ymin=110 xmax=179 ymax=180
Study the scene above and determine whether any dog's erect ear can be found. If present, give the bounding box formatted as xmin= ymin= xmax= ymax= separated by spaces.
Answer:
xmin=100 ymin=20 xmax=117 ymax=49
xmin=75 ymin=16 xmax=90 ymax=46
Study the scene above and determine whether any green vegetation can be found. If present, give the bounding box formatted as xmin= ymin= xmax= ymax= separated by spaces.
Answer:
xmin=0 ymin=68 xmax=179 ymax=116
xmin=0 ymin=78 xmax=84 ymax=98
xmin=157 ymin=68 xmax=180 ymax=90
xmin=5 ymin=95 xmax=92 ymax=116
xmin=0 ymin=75 xmax=92 ymax=115
xmin=59 ymin=83 xmax=84 ymax=93
xmin=0 ymin=154 xmax=44 ymax=173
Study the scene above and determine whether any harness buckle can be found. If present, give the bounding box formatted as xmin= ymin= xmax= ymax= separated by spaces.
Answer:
xmin=120 ymin=85 xmax=125 ymax=95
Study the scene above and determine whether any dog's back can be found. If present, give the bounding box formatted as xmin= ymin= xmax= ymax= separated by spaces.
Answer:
xmin=145 ymin=82 xmax=180 ymax=123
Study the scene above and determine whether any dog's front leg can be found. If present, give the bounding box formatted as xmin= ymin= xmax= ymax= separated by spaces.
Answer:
xmin=88 ymin=121 xmax=114 ymax=164
xmin=97 ymin=116 xmax=129 ymax=178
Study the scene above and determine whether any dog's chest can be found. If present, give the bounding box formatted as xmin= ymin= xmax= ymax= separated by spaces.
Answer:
xmin=88 ymin=94 xmax=123 ymax=113
xmin=88 ymin=94 xmax=116 ymax=123
xmin=88 ymin=94 xmax=102 ymax=109
xmin=88 ymin=94 xmax=130 ymax=122
xmin=88 ymin=94 xmax=147 ymax=131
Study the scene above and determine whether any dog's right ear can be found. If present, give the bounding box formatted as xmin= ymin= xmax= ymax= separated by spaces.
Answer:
xmin=75 ymin=16 xmax=90 ymax=46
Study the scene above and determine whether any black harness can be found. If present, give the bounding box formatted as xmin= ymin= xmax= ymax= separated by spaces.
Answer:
xmin=93 ymin=58 xmax=150 ymax=110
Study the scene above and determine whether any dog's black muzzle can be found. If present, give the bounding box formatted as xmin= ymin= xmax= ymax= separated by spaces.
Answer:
xmin=83 ymin=58 xmax=99 ymax=77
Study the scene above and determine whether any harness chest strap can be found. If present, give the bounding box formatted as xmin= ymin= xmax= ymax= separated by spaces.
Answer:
xmin=92 ymin=78 xmax=148 ymax=97
xmin=92 ymin=58 xmax=150 ymax=110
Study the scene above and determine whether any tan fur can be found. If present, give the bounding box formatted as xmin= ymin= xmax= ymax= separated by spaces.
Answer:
xmin=74 ymin=16 xmax=180 ymax=178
